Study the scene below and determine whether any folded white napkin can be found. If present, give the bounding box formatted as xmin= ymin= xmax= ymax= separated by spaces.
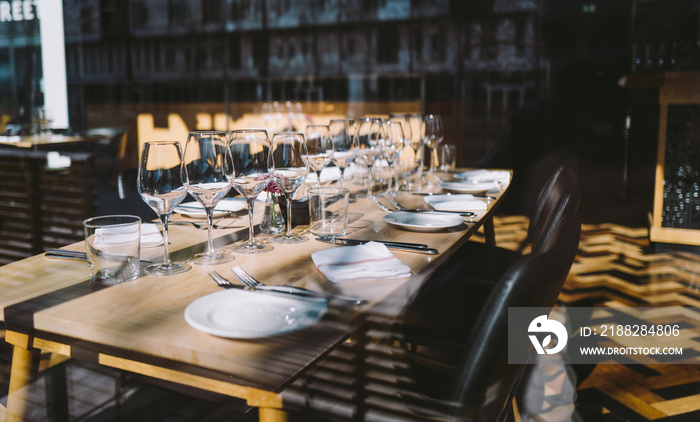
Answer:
xmin=311 ymin=242 xmax=411 ymax=283
xmin=95 ymin=223 xmax=163 ymax=248
xmin=141 ymin=223 xmax=164 ymax=247
xmin=454 ymin=169 xmax=510 ymax=182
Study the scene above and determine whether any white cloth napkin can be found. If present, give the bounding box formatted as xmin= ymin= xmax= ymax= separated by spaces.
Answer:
xmin=95 ymin=223 xmax=163 ymax=248
xmin=141 ymin=223 xmax=164 ymax=247
xmin=311 ymin=242 xmax=411 ymax=283
xmin=454 ymin=169 xmax=510 ymax=183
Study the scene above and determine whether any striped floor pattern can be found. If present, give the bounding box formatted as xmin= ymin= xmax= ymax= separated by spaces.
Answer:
xmin=1 ymin=216 xmax=699 ymax=421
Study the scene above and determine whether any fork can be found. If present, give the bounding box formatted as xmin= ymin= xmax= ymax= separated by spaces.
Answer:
xmin=388 ymin=197 xmax=476 ymax=218
xmin=231 ymin=266 xmax=367 ymax=305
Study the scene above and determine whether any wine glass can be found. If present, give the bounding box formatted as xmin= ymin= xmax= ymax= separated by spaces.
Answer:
xmin=355 ymin=117 xmax=385 ymax=198
xmin=268 ymin=132 xmax=309 ymax=244
xmin=229 ymin=129 xmax=274 ymax=254
xmin=304 ymin=124 xmax=334 ymax=188
xmin=383 ymin=119 xmax=408 ymax=196
xmin=422 ymin=114 xmax=444 ymax=172
xmin=328 ymin=118 xmax=357 ymax=188
xmin=137 ymin=141 xmax=191 ymax=276
xmin=183 ymin=131 xmax=235 ymax=264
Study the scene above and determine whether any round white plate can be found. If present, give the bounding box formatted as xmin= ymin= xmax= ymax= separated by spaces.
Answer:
xmin=440 ymin=181 xmax=499 ymax=194
xmin=175 ymin=200 xmax=246 ymax=219
xmin=424 ymin=194 xmax=487 ymax=211
xmin=184 ymin=289 xmax=327 ymax=339
xmin=383 ymin=211 xmax=465 ymax=232
xmin=453 ymin=170 xmax=510 ymax=183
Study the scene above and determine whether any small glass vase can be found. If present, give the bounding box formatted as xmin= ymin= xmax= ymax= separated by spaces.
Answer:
xmin=260 ymin=192 xmax=285 ymax=234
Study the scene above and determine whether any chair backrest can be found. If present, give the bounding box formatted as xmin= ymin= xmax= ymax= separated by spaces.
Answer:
xmin=527 ymin=157 xmax=581 ymax=253
xmin=449 ymin=213 xmax=581 ymax=420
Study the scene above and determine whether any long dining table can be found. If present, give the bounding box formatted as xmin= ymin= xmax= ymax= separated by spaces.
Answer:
xmin=1 ymin=170 xmax=511 ymax=421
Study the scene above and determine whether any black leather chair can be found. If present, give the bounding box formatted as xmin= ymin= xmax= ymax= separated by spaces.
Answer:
xmin=394 ymin=212 xmax=581 ymax=420
xmin=458 ymin=156 xmax=581 ymax=282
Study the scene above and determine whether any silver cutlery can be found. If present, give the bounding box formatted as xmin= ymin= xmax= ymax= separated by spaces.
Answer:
xmin=330 ymin=237 xmax=430 ymax=249
xmin=411 ymin=192 xmax=497 ymax=200
xmin=316 ymin=237 xmax=439 ymax=255
xmin=231 ymin=266 xmax=367 ymax=305
xmin=375 ymin=197 xmax=476 ymax=217
xmin=208 ymin=271 xmax=325 ymax=304
xmin=45 ymin=249 xmax=154 ymax=265
xmin=168 ymin=217 xmax=240 ymax=229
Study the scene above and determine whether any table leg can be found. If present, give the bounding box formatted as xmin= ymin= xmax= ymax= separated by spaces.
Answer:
xmin=483 ymin=218 xmax=496 ymax=246
xmin=258 ymin=407 xmax=288 ymax=422
xmin=248 ymin=388 xmax=287 ymax=422
xmin=6 ymin=343 xmax=41 ymax=422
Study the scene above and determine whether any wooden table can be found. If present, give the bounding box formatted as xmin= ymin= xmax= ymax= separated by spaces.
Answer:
xmin=1 ymin=172 xmax=511 ymax=421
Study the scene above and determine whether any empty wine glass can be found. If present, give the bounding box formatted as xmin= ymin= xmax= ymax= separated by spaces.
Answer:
xmin=422 ymin=114 xmax=444 ymax=172
xmin=229 ymin=129 xmax=274 ymax=254
xmin=355 ymin=117 xmax=385 ymax=199
xmin=137 ymin=141 xmax=191 ymax=276
xmin=384 ymin=119 xmax=408 ymax=196
xmin=183 ymin=131 xmax=235 ymax=264
xmin=304 ymin=124 xmax=334 ymax=188
xmin=268 ymin=132 xmax=309 ymax=244
xmin=328 ymin=118 xmax=357 ymax=188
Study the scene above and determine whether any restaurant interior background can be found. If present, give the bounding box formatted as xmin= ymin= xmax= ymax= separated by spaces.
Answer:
xmin=0 ymin=1 xmax=699 ymax=421
xmin=1 ymin=0 xmax=679 ymax=242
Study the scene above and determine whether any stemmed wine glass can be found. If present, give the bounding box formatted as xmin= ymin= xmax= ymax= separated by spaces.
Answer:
xmin=137 ymin=141 xmax=191 ymax=276
xmin=402 ymin=113 xmax=426 ymax=191
xmin=355 ymin=117 xmax=385 ymax=198
xmin=422 ymin=114 xmax=444 ymax=172
xmin=328 ymin=118 xmax=357 ymax=188
xmin=183 ymin=131 xmax=235 ymax=264
xmin=383 ymin=119 xmax=408 ymax=196
xmin=303 ymin=124 xmax=334 ymax=188
xmin=268 ymin=132 xmax=309 ymax=244
xmin=229 ymin=129 xmax=274 ymax=254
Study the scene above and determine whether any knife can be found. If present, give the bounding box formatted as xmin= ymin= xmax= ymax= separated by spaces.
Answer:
xmin=316 ymin=237 xmax=439 ymax=255
xmin=45 ymin=250 xmax=154 ymax=265
xmin=330 ymin=238 xmax=430 ymax=249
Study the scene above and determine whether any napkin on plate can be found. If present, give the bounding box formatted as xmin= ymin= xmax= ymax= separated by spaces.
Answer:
xmin=454 ymin=169 xmax=510 ymax=183
xmin=311 ymin=242 xmax=411 ymax=283
xmin=141 ymin=223 xmax=164 ymax=247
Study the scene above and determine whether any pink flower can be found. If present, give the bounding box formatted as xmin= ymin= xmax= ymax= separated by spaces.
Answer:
xmin=264 ymin=179 xmax=283 ymax=195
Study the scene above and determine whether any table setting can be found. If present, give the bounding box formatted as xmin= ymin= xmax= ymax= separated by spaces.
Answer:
xmin=0 ymin=114 xmax=512 ymax=422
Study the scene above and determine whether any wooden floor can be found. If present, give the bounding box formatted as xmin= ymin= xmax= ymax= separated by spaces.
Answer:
xmin=1 ymin=216 xmax=699 ymax=421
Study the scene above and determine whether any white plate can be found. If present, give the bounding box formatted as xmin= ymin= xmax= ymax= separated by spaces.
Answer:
xmin=184 ymin=289 xmax=327 ymax=339
xmin=453 ymin=169 xmax=510 ymax=183
xmin=174 ymin=199 xmax=246 ymax=218
xmin=383 ymin=211 xmax=465 ymax=232
xmin=424 ymin=194 xmax=487 ymax=211
xmin=440 ymin=181 xmax=499 ymax=194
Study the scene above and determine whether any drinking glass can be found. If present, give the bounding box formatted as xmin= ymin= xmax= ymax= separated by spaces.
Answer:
xmin=137 ymin=141 xmax=191 ymax=276
xmin=304 ymin=124 xmax=334 ymax=188
xmin=328 ymin=118 xmax=357 ymax=188
xmin=269 ymin=132 xmax=309 ymax=244
xmin=422 ymin=114 xmax=444 ymax=172
xmin=183 ymin=131 xmax=235 ymax=264
xmin=384 ymin=119 xmax=408 ymax=196
xmin=355 ymin=117 xmax=385 ymax=198
xmin=229 ymin=129 xmax=274 ymax=254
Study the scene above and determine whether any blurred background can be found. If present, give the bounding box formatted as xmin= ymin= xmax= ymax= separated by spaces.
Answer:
xmin=1 ymin=0 xmax=698 ymax=262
